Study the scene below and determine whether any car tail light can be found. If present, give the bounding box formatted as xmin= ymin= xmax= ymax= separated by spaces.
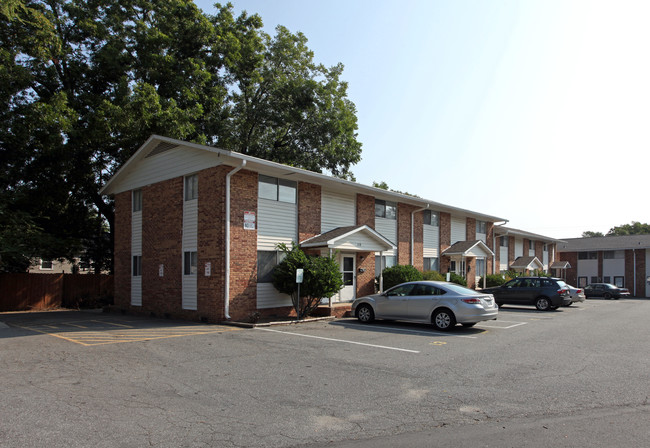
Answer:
xmin=558 ymin=289 xmax=568 ymax=295
xmin=461 ymin=298 xmax=482 ymax=304
xmin=576 ymin=289 xmax=582 ymax=293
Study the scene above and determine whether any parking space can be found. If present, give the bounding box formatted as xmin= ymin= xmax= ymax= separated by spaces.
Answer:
xmin=2 ymin=311 xmax=242 ymax=346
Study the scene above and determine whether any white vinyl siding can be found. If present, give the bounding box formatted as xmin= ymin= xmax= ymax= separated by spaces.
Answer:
xmin=375 ymin=217 xmax=397 ymax=256
xmin=131 ymin=205 xmax=142 ymax=306
xmin=321 ymin=190 xmax=355 ymax=233
xmin=423 ymin=224 xmax=439 ymax=258
xmin=450 ymin=217 xmax=466 ymax=245
xmin=543 ymin=250 xmax=549 ymax=270
xmin=476 ymin=232 xmax=487 ymax=243
xmin=603 ymin=257 xmax=625 ymax=280
xmin=111 ymin=146 xmax=223 ymax=193
xmin=514 ymin=238 xmax=524 ymax=258
xmin=577 ymin=259 xmax=598 ymax=284
xmin=182 ymin=197 xmax=198 ymax=310
xmin=257 ymin=198 xmax=297 ymax=250
xmin=257 ymin=283 xmax=293 ymax=309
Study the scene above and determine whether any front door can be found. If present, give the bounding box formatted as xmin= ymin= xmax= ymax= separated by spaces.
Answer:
xmin=339 ymin=254 xmax=356 ymax=302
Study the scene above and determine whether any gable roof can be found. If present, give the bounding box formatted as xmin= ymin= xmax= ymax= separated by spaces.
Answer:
xmin=550 ymin=260 xmax=572 ymax=269
xmin=300 ymin=225 xmax=395 ymax=252
xmin=100 ymin=135 xmax=507 ymax=222
xmin=557 ymin=235 xmax=650 ymax=252
xmin=493 ymin=225 xmax=563 ymax=243
xmin=509 ymin=256 xmax=544 ymax=270
xmin=441 ymin=240 xmax=494 ymax=257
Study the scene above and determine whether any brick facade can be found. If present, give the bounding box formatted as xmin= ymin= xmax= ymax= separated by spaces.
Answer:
xmin=113 ymin=191 xmax=131 ymax=309
xmin=298 ymin=182 xmax=321 ymax=242
xmin=466 ymin=217 xmax=476 ymax=241
xmin=486 ymin=222 xmax=494 ymax=275
xmin=356 ymin=194 xmax=375 ymax=228
xmin=439 ymin=212 xmax=451 ymax=273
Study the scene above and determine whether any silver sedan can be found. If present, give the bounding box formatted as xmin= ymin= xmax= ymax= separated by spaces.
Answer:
xmin=351 ymin=281 xmax=498 ymax=331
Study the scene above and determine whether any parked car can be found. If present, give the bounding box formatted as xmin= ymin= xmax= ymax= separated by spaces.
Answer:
xmin=583 ymin=283 xmax=630 ymax=300
xmin=351 ymin=281 xmax=498 ymax=331
xmin=566 ymin=285 xmax=586 ymax=305
xmin=482 ymin=277 xmax=571 ymax=311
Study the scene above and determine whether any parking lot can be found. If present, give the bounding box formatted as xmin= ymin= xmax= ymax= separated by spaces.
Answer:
xmin=1 ymin=299 xmax=649 ymax=447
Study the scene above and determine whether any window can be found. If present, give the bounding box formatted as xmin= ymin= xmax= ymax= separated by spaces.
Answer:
xmin=185 ymin=175 xmax=198 ymax=201
xmin=543 ymin=243 xmax=548 ymax=251
xmin=578 ymin=251 xmax=598 ymax=260
xmin=423 ymin=257 xmax=439 ymax=272
xmin=603 ymin=250 xmax=624 ymax=259
xmin=476 ymin=220 xmax=486 ymax=234
xmin=590 ymin=276 xmax=599 ymax=284
xmin=184 ymin=251 xmax=197 ymax=275
xmin=257 ymin=251 xmax=287 ymax=283
xmin=614 ymin=276 xmax=624 ymax=287
xmin=375 ymin=199 xmax=397 ymax=219
xmin=476 ymin=259 xmax=486 ymax=277
xmin=132 ymin=256 xmax=142 ymax=276
xmin=449 ymin=260 xmax=465 ymax=273
xmin=258 ymin=175 xmax=297 ymax=203
xmin=500 ymin=236 xmax=509 ymax=247
xmin=375 ymin=255 xmax=396 ymax=277
xmin=423 ymin=210 xmax=439 ymax=226
xmin=529 ymin=240 xmax=534 ymax=250
xmin=133 ymin=189 xmax=142 ymax=212
xmin=40 ymin=259 xmax=53 ymax=270
xmin=604 ymin=276 xmax=611 ymax=284
xmin=578 ymin=277 xmax=587 ymax=287
xmin=386 ymin=284 xmax=415 ymax=296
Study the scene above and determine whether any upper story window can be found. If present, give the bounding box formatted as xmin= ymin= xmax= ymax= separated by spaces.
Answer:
xmin=543 ymin=243 xmax=548 ymax=251
xmin=258 ymin=175 xmax=297 ymax=204
xmin=603 ymin=250 xmax=624 ymax=259
xmin=423 ymin=210 xmax=439 ymax=226
xmin=529 ymin=240 xmax=534 ymax=250
xmin=185 ymin=174 xmax=198 ymax=201
xmin=375 ymin=199 xmax=397 ymax=219
xmin=132 ymin=189 xmax=142 ymax=212
xmin=476 ymin=220 xmax=486 ymax=234
xmin=578 ymin=251 xmax=598 ymax=260
xmin=500 ymin=236 xmax=509 ymax=247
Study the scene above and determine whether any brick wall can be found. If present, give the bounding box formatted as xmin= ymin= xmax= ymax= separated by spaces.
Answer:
xmin=466 ymin=217 xmax=476 ymax=241
xmin=397 ymin=203 xmax=415 ymax=265
xmin=113 ymin=191 xmax=131 ymax=308
xmin=486 ymin=222 xmax=494 ymax=274
xmin=508 ymin=236 xmax=515 ymax=268
xmin=197 ymin=165 xmax=228 ymax=322
xmin=634 ymin=249 xmax=646 ymax=297
xmin=356 ymin=194 xmax=375 ymax=228
xmin=227 ymin=169 xmax=259 ymax=321
xmin=535 ymin=241 xmax=544 ymax=262
xmin=559 ymin=252 xmax=578 ymax=285
xmin=298 ymin=182 xmax=321 ymax=242
xmin=356 ymin=252 xmax=375 ymax=297
xmin=142 ymin=177 xmax=183 ymax=317
xmin=439 ymin=212 xmax=451 ymax=273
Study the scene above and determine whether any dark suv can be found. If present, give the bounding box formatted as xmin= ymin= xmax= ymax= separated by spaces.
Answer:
xmin=482 ymin=277 xmax=571 ymax=311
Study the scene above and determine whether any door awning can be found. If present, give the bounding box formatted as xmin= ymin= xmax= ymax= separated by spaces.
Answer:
xmin=441 ymin=240 xmax=494 ymax=258
xmin=550 ymin=260 xmax=572 ymax=269
xmin=510 ymin=256 xmax=544 ymax=271
xmin=300 ymin=225 xmax=396 ymax=252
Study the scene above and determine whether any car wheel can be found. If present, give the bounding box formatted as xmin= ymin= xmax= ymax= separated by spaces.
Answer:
xmin=535 ymin=297 xmax=551 ymax=311
xmin=356 ymin=304 xmax=375 ymax=323
xmin=603 ymin=293 xmax=612 ymax=300
xmin=461 ymin=322 xmax=477 ymax=328
xmin=432 ymin=309 xmax=456 ymax=331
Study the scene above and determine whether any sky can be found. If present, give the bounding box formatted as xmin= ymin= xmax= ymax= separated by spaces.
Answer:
xmin=194 ymin=0 xmax=650 ymax=239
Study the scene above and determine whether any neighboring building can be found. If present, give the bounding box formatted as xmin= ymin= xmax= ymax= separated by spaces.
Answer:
xmin=27 ymin=258 xmax=93 ymax=274
xmin=100 ymin=136 xmax=509 ymax=322
xmin=556 ymin=235 xmax=650 ymax=297
xmin=492 ymin=226 xmax=561 ymax=274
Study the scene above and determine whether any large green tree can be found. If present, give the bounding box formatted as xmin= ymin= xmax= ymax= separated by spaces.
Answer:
xmin=1 ymin=1 xmax=361 ymax=272
xmin=581 ymin=222 xmax=650 ymax=239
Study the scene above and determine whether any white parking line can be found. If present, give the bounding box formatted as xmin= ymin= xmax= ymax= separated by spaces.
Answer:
xmin=256 ymin=328 xmax=421 ymax=353
xmin=475 ymin=321 xmax=528 ymax=329
xmin=334 ymin=322 xmax=478 ymax=339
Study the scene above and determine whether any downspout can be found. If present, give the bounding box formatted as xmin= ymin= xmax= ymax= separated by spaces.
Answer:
xmin=411 ymin=205 xmax=430 ymax=265
xmin=224 ymin=160 xmax=247 ymax=320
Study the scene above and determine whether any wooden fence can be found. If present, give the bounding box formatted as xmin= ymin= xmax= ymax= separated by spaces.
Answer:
xmin=0 ymin=273 xmax=114 ymax=312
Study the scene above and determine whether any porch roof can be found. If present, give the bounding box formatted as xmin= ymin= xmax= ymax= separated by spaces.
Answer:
xmin=510 ymin=256 xmax=544 ymax=270
xmin=299 ymin=225 xmax=396 ymax=252
xmin=550 ymin=260 xmax=572 ymax=269
xmin=441 ymin=240 xmax=494 ymax=258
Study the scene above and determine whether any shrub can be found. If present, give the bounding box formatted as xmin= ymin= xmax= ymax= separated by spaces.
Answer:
xmin=479 ymin=274 xmax=508 ymax=288
xmin=422 ymin=270 xmax=445 ymax=281
xmin=381 ymin=264 xmax=422 ymax=290
xmin=447 ymin=272 xmax=467 ymax=286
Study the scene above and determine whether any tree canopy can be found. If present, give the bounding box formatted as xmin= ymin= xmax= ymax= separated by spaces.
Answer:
xmin=581 ymin=222 xmax=650 ymax=238
xmin=0 ymin=0 xmax=362 ymax=272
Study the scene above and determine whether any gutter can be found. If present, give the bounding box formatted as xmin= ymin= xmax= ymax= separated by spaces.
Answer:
xmin=492 ymin=220 xmax=509 ymax=274
xmin=224 ymin=160 xmax=247 ymax=320
xmin=411 ymin=205 xmax=430 ymax=265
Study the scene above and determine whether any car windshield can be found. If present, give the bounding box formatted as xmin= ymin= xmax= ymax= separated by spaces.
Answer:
xmin=442 ymin=283 xmax=480 ymax=295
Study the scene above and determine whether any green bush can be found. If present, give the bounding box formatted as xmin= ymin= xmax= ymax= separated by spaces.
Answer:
xmin=479 ymin=274 xmax=508 ymax=288
xmin=422 ymin=270 xmax=445 ymax=281
xmin=381 ymin=264 xmax=422 ymax=290
xmin=447 ymin=272 xmax=467 ymax=286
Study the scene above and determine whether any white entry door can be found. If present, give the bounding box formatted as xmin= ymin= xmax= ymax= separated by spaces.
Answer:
xmin=339 ymin=253 xmax=356 ymax=302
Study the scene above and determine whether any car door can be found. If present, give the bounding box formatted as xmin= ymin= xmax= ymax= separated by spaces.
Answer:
xmin=406 ymin=284 xmax=441 ymax=320
xmin=375 ymin=284 xmax=414 ymax=319
xmin=502 ymin=278 xmax=526 ymax=304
